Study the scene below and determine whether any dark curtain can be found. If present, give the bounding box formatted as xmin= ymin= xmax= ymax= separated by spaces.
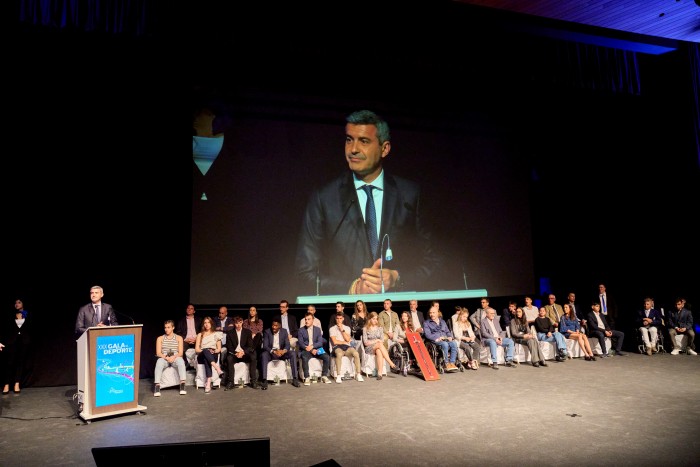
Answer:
xmin=18 ymin=0 xmax=154 ymax=36
xmin=690 ymin=42 xmax=700 ymax=168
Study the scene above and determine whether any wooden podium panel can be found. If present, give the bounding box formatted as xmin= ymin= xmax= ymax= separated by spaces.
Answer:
xmin=77 ymin=325 xmax=146 ymax=422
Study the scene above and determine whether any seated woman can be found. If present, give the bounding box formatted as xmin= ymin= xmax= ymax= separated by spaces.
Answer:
xmin=395 ymin=311 xmax=413 ymax=345
xmin=453 ymin=308 xmax=482 ymax=370
xmin=392 ymin=311 xmax=415 ymax=374
xmin=195 ymin=316 xmax=225 ymax=393
xmin=560 ymin=304 xmax=596 ymax=361
xmin=362 ymin=311 xmax=397 ymax=380
xmin=509 ymin=307 xmax=547 ymax=367
xmin=153 ymin=320 xmax=188 ymax=396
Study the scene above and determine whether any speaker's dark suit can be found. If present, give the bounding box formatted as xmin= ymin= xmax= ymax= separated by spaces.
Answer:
xmin=74 ymin=302 xmax=118 ymax=336
xmin=224 ymin=327 xmax=257 ymax=383
xmin=295 ymin=171 xmax=442 ymax=295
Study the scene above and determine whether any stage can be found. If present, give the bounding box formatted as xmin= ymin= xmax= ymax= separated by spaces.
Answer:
xmin=1 ymin=352 xmax=698 ymax=466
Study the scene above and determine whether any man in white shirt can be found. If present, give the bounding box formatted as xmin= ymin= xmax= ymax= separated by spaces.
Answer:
xmin=329 ymin=314 xmax=363 ymax=383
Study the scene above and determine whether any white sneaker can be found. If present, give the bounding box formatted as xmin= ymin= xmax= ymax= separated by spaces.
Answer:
xmin=321 ymin=376 xmax=331 ymax=384
xmin=688 ymin=349 xmax=697 ymax=356
xmin=179 ymin=383 xmax=187 ymax=395
xmin=153 ymin=384 xmax=161 ymax=397
xmin=671 ymin=348 xmax=680 ymax=355
xmin=335 ymin=375 xmax=342 ymax=383
xmin=304 ymin=377 xmax=311 ymax=386
xmin=356 ymin=374 xmax=364 ymax=382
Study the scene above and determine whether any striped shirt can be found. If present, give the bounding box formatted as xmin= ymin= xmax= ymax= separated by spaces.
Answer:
xmin=161 ymin=334 xmax=179 ymax=357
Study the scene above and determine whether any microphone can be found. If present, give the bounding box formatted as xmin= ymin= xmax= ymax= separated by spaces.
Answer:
xmin=331 ymin=198 xmax=355 ymax=241
xmin=315 ymin=267 xmax=320 ymax=296
xmin=380 ymin=234 xmax=393 ymax=294
xmin=113 ymin=309 xmax=136 ymax=325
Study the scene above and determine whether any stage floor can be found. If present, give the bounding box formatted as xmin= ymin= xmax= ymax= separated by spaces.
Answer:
xmin=1 ymin=352 xmax=699 ymax=467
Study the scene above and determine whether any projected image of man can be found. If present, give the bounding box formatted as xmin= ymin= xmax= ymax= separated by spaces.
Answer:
xmin=295 ymin=109 xmax=441 ymax=295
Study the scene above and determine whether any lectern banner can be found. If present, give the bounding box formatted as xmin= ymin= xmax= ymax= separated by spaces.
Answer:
xmin=95 ymin=334 xmax=136 ymax=407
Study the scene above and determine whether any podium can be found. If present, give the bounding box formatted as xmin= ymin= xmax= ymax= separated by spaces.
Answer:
xmin=77 ymin=325 xmax=147 ymax=422
xmin=296 ymin=289 xmax=488 ymax=304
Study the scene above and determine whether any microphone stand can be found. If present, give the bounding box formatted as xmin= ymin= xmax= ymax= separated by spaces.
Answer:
xmin=316 ymin=267 xmax=320 ymax=296
xmin=380 ymin=234 xmax=392 ymax=294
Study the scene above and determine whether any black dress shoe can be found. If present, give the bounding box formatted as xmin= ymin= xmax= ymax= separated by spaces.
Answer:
xmin=532 ymin=362 xmax=540 ymax=367
xmin=539 ymin=361 xmax=548 ymax=367
xmin=291 ymin=380 xmax=301 ymax=388
xmin=224 ymin=382 xmax=234 ymax=391
xmin=250 ymin=381 xmax=259 ymax=389
xmin=260 ymin=382 xmax=268 ymax=390
xmin=616 ymin=351 xmax=626 ymax=356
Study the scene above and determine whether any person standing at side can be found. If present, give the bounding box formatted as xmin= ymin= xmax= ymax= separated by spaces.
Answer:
xmin=2 ymin=299 xmax=34 ymax=394
xmin=74 ymin=286 xmax=118 ymax=336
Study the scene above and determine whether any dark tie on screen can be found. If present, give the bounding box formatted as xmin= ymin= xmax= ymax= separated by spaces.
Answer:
xmin=361 ymin=185 xmax=379 ymax=260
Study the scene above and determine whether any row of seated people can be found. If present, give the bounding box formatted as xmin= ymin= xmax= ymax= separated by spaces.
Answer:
xmin=152 ymin=297 xmax=695 ymax=395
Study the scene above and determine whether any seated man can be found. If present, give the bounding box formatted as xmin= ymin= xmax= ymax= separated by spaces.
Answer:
xmin=329 ymin=313 xmax=363 ymax=382
xmin=214 ymin=305 xmax=234 ymax=363
xmin=224 ymin=316 xmax=259 ymax=389
xmin=636 ymin=297 xmax=663 ymax=356
xmin=260 ymin=317 xmax=301 ymax=389
xmin=424 ymin=304 xmax=459 ymax=372
xmin=534 ymin=306 xmax=569 ymax=361
xmin=587 ymin=301 xmax=625 ymax=357
xmin=667 ymin=298 xmax=697 ymax=356
xmin=479 ymin=308 xmax=516 ymax=369
xmin=298 ymin=312 xmax=332 ymax=385
xmin=328 ymin=301 xmax=352 ymax=331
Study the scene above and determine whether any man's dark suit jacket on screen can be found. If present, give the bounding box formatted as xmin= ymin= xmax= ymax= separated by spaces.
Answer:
xmin=295 ymin=171 xmax=441 ymax=295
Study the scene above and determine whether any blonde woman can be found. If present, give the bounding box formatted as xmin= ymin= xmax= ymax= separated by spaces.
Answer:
xmin=453 ymin=308 xmax=481 ymax=370
xmin=362 ymin=311 xmax=397 ymax=380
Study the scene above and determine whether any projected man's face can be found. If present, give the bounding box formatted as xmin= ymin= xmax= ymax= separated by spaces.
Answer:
xmin=345 ymin=123 xmax=390 ymax=182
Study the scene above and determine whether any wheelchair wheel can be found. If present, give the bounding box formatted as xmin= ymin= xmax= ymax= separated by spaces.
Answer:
xmin=389 ymin=343 xmax=405 ymax=374
xmin=425 ymin=342 xmax=445 ymax=373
